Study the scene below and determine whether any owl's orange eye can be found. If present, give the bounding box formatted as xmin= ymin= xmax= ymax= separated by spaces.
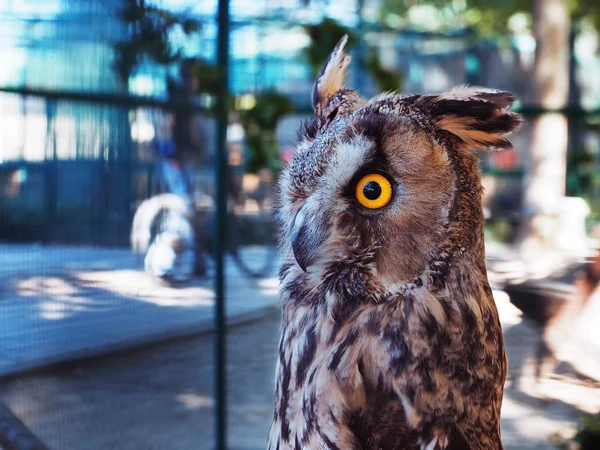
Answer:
xmin=355 ymin=173 xmax=393 ymax=209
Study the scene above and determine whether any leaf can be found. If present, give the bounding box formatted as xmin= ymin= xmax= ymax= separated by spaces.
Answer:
xmin=238 ymin=90 xmax=295 ymax=173
xmin=362 ymin=48 xmax=404 ymax=92
xmin=303 ymin=18 xmax=358 ymax=76
xmin=111 ymin=2 xmax=201 ymax=86
xmin=182 ymin=19 xmax=201 ymax=34
xmin=574 ymin=411 xmax=600 ymax=450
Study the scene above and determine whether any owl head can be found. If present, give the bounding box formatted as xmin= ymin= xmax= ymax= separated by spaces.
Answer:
xmin=277 ymin=36 xmax=522 ymax=294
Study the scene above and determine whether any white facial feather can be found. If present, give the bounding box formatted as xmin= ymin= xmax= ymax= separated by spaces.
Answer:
xmin=325 ymin=136 xmax=373 ymax=192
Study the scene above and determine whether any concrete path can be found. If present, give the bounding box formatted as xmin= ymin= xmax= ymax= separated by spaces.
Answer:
xmin=0 ymin=241 xmax=593 ymax=381
xmin=0 ymin=244 xmax=280 ymax=377
xmin=1 ymin=243 xmax=600 ymax=449
xmin=2 ymin=297 xmax=599 ymax=450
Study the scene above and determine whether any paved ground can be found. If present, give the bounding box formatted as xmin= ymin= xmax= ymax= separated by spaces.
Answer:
xmin=0 ymin=244 xmax=279 ymax=377
xmin=1 ymin=292 xmax=599 ymax=449
xmin=0 ymin=243 xmax=599 ymax=449
xmin=0 ymin=307 xmax=282 ymax=450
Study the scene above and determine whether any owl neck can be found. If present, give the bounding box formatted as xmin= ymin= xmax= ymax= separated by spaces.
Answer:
xmin=425 ymin=142 xmax=488 ymax=291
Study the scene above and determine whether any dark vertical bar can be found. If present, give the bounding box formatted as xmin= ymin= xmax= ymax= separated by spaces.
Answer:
xmin=566 ymin=24 xmax=583 ymax=194
xmin=215 ymin=1 xmax=230 ymax=450
xmin=355 ymin=0 xmax=366 ymax=94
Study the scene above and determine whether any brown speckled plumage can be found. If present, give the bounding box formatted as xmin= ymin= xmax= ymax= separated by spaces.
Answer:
xmin=268 ymin=36 xmax=522 ymax=450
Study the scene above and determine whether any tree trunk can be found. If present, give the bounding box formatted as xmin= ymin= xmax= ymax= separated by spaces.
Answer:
xmin=519 ymin=0 xmax=571 ymax=272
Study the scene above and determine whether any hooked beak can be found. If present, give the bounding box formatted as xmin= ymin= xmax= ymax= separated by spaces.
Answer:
xmin=291 ymin=204 xmax=326 ymax=272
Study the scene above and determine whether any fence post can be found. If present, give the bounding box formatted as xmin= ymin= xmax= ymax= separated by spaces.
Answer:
xmin=215 ymin=1 xmax=230 ymax=449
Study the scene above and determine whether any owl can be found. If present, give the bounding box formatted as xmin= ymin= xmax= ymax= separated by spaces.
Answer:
xmin=268 ymin=35 xmax=522 ymax=450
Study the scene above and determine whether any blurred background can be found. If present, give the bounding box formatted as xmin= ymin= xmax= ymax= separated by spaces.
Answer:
xmin=0 ymin=0 xmax=600 ymax=449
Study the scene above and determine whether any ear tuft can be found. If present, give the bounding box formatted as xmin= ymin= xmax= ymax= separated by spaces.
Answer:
xmin=312 ymin=35 xmax=351 ymax=115
xmin=419 ymin=86 xmax=523 ymax=151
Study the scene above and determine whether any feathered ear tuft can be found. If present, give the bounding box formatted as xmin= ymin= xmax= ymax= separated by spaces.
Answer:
xmin=312 ymin=35 xmax=351 ymax=115
xmin=416 ymin=86 xmax=523 ymax=151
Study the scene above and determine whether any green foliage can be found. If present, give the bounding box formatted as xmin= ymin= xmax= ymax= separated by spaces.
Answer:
xmin=168 ymin=62 xmax=295 ymax=174
xmin=187 ymin=59 xmax=222 ymax=96
xmin=303 ymin=19 xmax=359 ymax=77
xmin=553 ymin=411 xmax=600 ymax=449
xmin=113 ymin=0 xmax=200 ymax=87
xmin=238 ymin=91 xmax=295 ymax=174
xmin=576 ymin=412 xmax=600 ymax=449
xmin=485 ymin=218 xmax=513 ymax=244
xmin=566 ymin=147 xmax=600 ymax=196
xmin=364 ymin=48 xmax=404 ymax=92
xmin=566 ymin=119 xmax=600 ymax=221
xmin=378 ymin=0 xmax=600 ymax=36
xmin=378 ymin=0 xmax=529 ymax=35
xmin=573 ymin=0 xmax=600 ymax=29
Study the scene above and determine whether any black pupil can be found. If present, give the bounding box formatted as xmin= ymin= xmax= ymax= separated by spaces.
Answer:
xmin=363 ymin=181 xmax=382 ymax=200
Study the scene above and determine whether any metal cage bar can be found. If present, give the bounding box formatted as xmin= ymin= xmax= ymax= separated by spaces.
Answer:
xmin=215 ymin=1 xmax=230 ymax=449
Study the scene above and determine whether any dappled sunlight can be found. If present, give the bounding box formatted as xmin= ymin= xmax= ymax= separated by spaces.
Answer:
xmin=73 ymin=270 xmax=215 ymax=307
xmin=39 ymin=301 xmax=85 ymax=321
xmin=537 ymin=376 xmax=600 ymax=414
xmin=17 ymin=276 xmax=78 ymax=298
xmin=10 ymin=269 xmax=216 ymax=320
xmin=72 ymin=269 xmax=158 ymax=286
xmin=176 ymin=393 xmax=214 ymax=410
xmin=257 ymin=277 xmax=280 ymax=297
xmin=14 ymin=276 xmax=109 ymax=320
xmin=257 ymin=277 xmax=279 ymax=289
xmin=501 ymin=394 xmax=576 ymax=446
xmin=0 ymin=244 xmax=280 ymax=378
xmin=501 ymin=365 xmax=600 ymax=448
xmin=131 ymin=287 xmax=214 ymax=307
xmin=501 ymin=341 xmax=600 ymax=448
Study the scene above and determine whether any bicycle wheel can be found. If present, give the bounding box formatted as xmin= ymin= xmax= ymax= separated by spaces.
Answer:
xmin=227 ymin=208 xmax=277 ymax=279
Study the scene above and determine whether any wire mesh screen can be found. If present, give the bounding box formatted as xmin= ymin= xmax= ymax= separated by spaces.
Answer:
xmin=1 ymin=1 xmax=600 ymax=449
xmin=1 ymin=1 xmax=220 ymax=448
